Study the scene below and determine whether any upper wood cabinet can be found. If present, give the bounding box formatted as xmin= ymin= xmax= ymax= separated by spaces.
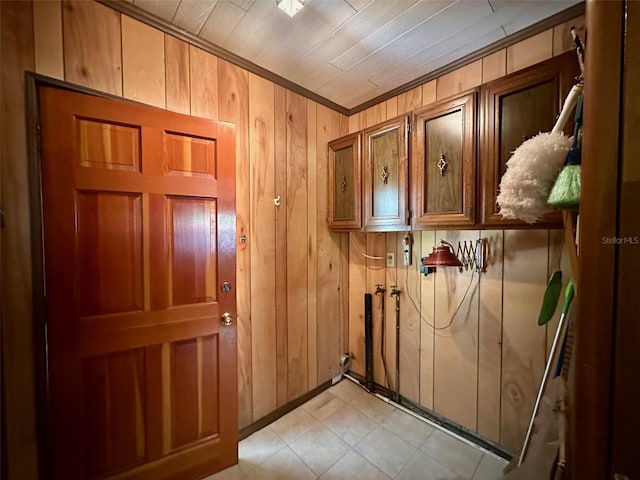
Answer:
xmin=327 ymin=132 xmax=361 ymax=230
xmin=412 ymin=91 xmax=477 ymax=228
xmin=480 ymin=51 xmax=580 ymax=226
xmin=363 ymin=116 xmax=410 ymax=231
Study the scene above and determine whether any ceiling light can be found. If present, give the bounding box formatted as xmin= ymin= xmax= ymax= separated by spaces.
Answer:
xmin=276 ymin=0 xmax=304 ymax=17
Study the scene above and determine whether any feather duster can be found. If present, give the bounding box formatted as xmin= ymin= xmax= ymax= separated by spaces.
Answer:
xmin=497 ymin=84 xmax=582 ymax=224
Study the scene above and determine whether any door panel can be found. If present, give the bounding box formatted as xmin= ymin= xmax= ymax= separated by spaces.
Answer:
xmin=39 ymin=86 xmax=237 ymax=479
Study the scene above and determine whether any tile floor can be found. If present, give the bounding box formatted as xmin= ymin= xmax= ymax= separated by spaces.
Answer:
xmin=205 ymin=379 xmax=507 ymax=480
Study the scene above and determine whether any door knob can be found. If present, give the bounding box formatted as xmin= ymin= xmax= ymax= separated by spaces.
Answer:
xmin=221 ymin=312 xmax=233 ymax=326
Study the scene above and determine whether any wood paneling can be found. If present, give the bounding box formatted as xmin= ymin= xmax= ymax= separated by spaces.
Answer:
xmin=348 ymin=232 xmax=367 ymax=376
xmin=189 ymin=45 xmax=218 ymax=119
xmin=436 ymin=60 xmax=482 ymax=101
xmin=421 ymin=80 xmax=436 ymax=107
xmin=307 ymin=100 xmax=318 ymax=390
xmin=477 ymin=230 xmax=504 ymax=443
xmin=482 ymin=49 xmax=506 ymax=84
xmin=552 ymin=15 xmax=586 ymax=57
xmin=419 ymin=231 xmax=436 ymax=409
xmin=218 ymin=59 xmax=253 ymax=429
xmin=33 ymin=0 xmax=63 ymax=79
xmin=122 ymin=16 xmax=165 ymax=108
xmin=1 ymin=2 xmax=38 ymax=477
xmin=286 ymin=90 xmax=309 ymax=401
xmin=248 ymin=73 xmax=277 ymax=419
xmin=500 ymin=230 xmax=549 ymax=451
xmin=506 ymin=29 xmax=553 ymax=75
xmin=165 ymin=35 xmax=190 ymax=114
xmin=63 ymin=0 xmax=123 ymax=96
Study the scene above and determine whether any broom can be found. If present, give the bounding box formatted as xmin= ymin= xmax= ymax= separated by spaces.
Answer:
xmin=547 ymin=94 xmax=582 ymax=208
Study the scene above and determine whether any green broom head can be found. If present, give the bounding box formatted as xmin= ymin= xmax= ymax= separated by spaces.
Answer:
xmin=548 ymin=149 xmax=581 ymax=208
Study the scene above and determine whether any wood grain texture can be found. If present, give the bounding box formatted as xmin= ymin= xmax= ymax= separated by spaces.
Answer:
xmin=248 ymin=73 xmax=277 ymax=420
xmin=316 ymin=105 xmax=344 ymax=384
xmin=397 ymin=86 xmax=422 ymax=114
xmin=477 ymin=229 xmax=504 ymax=443
xmin=384 ymin=233 xmax=398 ymax=392
xmin=419 ymin=231 xmax=436 ymax=409
xmin=436 ymin=60 xmax=482 ymax=101
xmin=218 ymin=59 xmax=252 ymax=429
xmin=274 ymin=84 xmax=288 ymax=407
xmin=506 ymin=29 xmax=553 ymax=75
xmin=433 ymin=230 xmax=480 ymax=432
xmin=398 ymin=230 xmax=421 ymax=402
xmin=552 ymin=15 xmax=585 ymax=57
xmin=500 ymin=229 xmax=549 ymax=452
xmin=286 ymin=90 xmax=308 ymax=401
xmin=165 ymin=35 xmax=190 ymax=114
xmin=63 ymin=0 xmax=122 ymax=95
xmin=33 ymin=0 xmax=64 ymax=79
xmin=189 ymin=45 xmax=218 ymax=119
xmin=307 ymin=99 xmax=318 ymax=390
xmin=365 ymin=103 xmax=386 ymax=129
xmin=482 ymin=49 xmax=506 ymax=84
xmin=122 ymin=15 xmax=165 ymax=108
xmin=1 ymin=2 xmax=38 ymax=478
xmin=367 ymin=233 xmax=387 ymax=388
xmin=421 ymin=80 xmax=436 ymax=107
xmin=348 ymin=232 xmax=367 ymax=376
xmin=385 ymin=98 xmax=398 ymax=120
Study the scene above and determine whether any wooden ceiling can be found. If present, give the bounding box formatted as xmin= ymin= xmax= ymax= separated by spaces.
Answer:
xmin=113 ymin=0 xmax=582 ymax=112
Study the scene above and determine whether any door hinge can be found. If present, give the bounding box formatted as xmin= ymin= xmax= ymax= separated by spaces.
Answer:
xmin=36 ymin=123 xmax=42 ymax=152
xmin=407 ymin=121 xmax=412 ymax=133
xmin=0 ymin=208 xmax=5 ymax=229
xmin=407 ymin=210 xmax=413 ymax=220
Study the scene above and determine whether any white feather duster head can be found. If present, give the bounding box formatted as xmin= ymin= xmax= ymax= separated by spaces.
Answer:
xmin=497 ymin=131 xmax=572 ymax=224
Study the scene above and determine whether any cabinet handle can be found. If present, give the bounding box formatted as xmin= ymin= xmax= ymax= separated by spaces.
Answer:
xmin=438 ymin=153 xmax=448 ymax=176
xmin=340 ymin=175 xmax=347 ymax=192
xmin=381 ymin=165 xmax=390 ymax=184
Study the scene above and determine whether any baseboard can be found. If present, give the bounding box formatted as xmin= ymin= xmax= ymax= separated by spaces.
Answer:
xmin=238 ymin=379 xmax=332 ymax=441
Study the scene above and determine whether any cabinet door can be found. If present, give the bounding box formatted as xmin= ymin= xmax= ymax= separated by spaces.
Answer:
xmin=413 ymin=91 xmax=476 ymax=228
xmin=328 ymin=133 xmax=361 ymax=230
xmin=363 ymin=116 xmax=409 ymax=231
xmin=480 ymin=51 xmax=580 ymax=226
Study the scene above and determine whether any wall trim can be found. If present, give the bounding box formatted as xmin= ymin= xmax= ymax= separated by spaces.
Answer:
xmin=238 ymin=379 xmax=332 ymax=440
xmin=99 ymin=0 xmax=585 ymax=116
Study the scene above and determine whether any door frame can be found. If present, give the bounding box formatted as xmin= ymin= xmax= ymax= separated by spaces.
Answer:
xmin=25 ymin=72 xmax=239 ymax=478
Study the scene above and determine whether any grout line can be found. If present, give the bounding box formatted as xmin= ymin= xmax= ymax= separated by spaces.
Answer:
xmin=343 ymin=374 xmax=507 ymax=464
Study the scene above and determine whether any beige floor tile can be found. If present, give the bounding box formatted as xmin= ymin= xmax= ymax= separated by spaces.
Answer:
xmin=271 ymin=406 xmax=322 ymax=445
xmin=421 ymin=429 xmax=484 ymax=479
xmin=350 ymin=391 xmax=395 ymax=423
xmin=354 ymin=425 xmax=416 ymax=478
xmin=237 ymin=426 xmax=286 ymax=473
xmin=301 ymin=389 xmax=347 ymax=422
xmin=289 ymin=423 xmax=351 ymax=475
xmin=245 ymin=446 xmax=316 ymax=480
xmin=323 ymin=403 xmax=377 ymax=446
xmin=396 ymin=450 xmax=466 ymax=480
xmin=319 ymin=451 xmax=392 ymax=480
xmin=329 ymin=379 xmax=368 ymax=404
xmin=380 ymin=409 xmax=435 ymax=448
xmin=472 ymin=454 xmax=507 ymax=480
xmin=202 ymin=464 xmax=248 ymax=480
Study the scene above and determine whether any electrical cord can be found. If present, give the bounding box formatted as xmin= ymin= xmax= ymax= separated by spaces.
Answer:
xmin=404 ymin=250 xmax=479 ymax=332
xmin=350 ymin=232 xmax=385 ymax=260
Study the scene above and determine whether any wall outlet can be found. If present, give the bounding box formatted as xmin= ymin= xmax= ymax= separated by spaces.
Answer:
xmin=386 ymin=252 xmax=395 ymax=267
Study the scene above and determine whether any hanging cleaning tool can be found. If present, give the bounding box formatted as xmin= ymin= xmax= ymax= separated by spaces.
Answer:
xmin=547 ymin=94 xmax=583 ymax=208
xmin=538 ymin=271 xmax=563 ymax=325
xmin=519 ymin=281 xmax=575 ymax=467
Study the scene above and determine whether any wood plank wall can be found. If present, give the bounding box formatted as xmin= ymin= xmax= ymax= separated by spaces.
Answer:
xmin=346 ymin=15 xmax=584 ymax=453
xmin=1 ymin=2 xmax=585 ymax=476
xmin=1 ymin=2 xmax=349 ymax=477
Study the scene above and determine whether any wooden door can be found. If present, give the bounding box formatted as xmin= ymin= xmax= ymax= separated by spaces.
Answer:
xmin=328 ymin=132 xmax=361 ymax=230
xmin=39 ymin=86 xmax=237 ymax=479
xmin=363 ymin=116 xmax=409 ymax=231
xmin=412 ymin=91 xmax=477 ymax=228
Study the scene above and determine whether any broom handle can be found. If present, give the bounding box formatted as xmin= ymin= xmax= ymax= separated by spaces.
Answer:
xmin=551 ymin=84 xmax=582 ymax=134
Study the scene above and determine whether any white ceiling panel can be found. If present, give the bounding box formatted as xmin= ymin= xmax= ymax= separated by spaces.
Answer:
xmin=122 ymin=0 xmax=583 ymax=110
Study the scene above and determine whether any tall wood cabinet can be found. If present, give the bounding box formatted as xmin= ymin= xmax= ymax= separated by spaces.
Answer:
xmin=327 ymin=133 xmax=361 ymax=230
xmin=412 ymin=91 xmax=477 ymax=228
xmin=480 ymin=51 xmax=580 ymax=226
xmin=363 ymin=116 xmax=409 ymax=231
